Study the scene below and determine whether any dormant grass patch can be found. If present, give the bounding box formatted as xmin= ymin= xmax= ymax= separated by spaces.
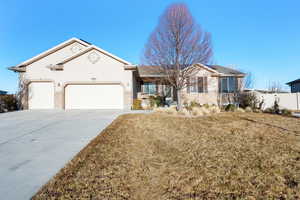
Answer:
xmin=33 ymin=112 xmax=300 ymax=200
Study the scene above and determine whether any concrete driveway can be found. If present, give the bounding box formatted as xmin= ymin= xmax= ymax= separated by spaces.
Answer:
xmin=0 ymin=109 xmax=127 ymax=200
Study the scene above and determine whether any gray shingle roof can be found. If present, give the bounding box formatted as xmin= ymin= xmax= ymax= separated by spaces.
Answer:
xmin=137 ymin=66 xmax=165 ymax=77
xmin=206 ymin=65 xmax=245 ymax=75
xmin=138 ymin=64 xmax=245 ymax=77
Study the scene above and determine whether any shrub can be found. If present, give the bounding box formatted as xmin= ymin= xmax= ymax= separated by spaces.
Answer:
xmin=190 ymin=101 xmax=201 ymax=108
xmin=245 ymin=106 xmax=253 ymax=112
xmin=281 ymin=109 xmax=292 ymax=116
xmin=264 ymin=100 xmax=281 ymax=114
xmin=183 ymin=101 xmax=200 ymax=112
xmin=225 ymin=104 xmax=236 ymax=112
xmin=203 ymin=103 xmax=210 ymax=109
xmin=238 ymin=92 xmax=259 ymax=109
xmin=0 ymin=94 xmax=18 ymax=113
xmin=132 ymin=99 xmax=143 ymax=110
xmin=264 ymin=107 xmax=275 ymax=114
xmin=253 ymin=109 xmax=262 ymax=113
xmin=149 ymin=96 xmax=156 ymax=108
xmin=273 ymin=99 xmax=280 ymax=114
xmin=208 ymin=105 xmax=221 ymax=114
xmin=149 ymin=96 xmax=164 ymax=108
xmin=236 ymin=107 xmax=245 ymax=113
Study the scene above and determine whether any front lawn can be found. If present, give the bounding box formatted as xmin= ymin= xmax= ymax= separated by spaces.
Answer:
xmin=33 ymin=113 xmax=300 ymax=199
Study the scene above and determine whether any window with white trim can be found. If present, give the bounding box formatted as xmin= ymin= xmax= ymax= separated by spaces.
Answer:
xmin=188 ymin=77 xmax=207 ymax=93
xmin=189 ymin=77 xmax=198 ymax=93
xmin=142 ymin=83 xmax=157 ymax=94
xmin=220 ymin=77 xmax=237 ymax=93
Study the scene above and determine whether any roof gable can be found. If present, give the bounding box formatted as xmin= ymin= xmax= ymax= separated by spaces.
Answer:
xmin=58 ymin=45 xmax=131 ymax=65
xmin=16 ymin=38 xmax=90 ymax=67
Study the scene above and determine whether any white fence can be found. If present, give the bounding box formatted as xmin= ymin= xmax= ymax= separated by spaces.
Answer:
xmin=254 ymin=92 xmax=300 ymax=110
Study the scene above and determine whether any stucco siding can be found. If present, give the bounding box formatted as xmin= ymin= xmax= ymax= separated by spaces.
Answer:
xmin=23 ymin=42 xmax=87 ymax=81
xmin=21 ymin=43 xmax=133 ymax=109
xmin=61 ymin=49 xmax=132 ymax=108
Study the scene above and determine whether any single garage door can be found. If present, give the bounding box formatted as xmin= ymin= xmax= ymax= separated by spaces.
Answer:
xmin=28 ymin=82 xmax=54 ymax=109
xmin=65 ymin=84 xmax=124 ymax=109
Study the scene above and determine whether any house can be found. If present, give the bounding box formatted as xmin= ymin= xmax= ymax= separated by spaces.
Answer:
xmin=9 ymin=37 xmax=245 ymax=110
xmin=286 ymin=79 xmax=300 ymax=93
xmin=135 ymin=65 xmax=245 ymax=106
xmin=0 ymin=90 xmax=7 ymax=95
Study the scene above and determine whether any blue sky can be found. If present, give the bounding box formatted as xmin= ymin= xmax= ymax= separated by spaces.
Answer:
xmin=1 ymin=0 xmax=299 ymax=93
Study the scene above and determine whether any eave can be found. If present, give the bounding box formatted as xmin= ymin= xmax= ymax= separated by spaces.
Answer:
xmin=8 ymin=66 xmax=26 ymax=72
xmin=211 ymin=73 xmax=245 ymax=78
xmin=124 ymin=65 xmax=137 ymax=70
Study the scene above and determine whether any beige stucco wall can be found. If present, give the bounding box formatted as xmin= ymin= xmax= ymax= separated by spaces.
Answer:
xmin=21 ymin=42 xmax=133 ymax=109
xmin=181 ymin=68 xmax=219 ymax=105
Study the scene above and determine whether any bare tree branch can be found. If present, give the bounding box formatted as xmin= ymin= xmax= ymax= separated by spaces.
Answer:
xmin=267 ymin=81 xmax=284 ymax=93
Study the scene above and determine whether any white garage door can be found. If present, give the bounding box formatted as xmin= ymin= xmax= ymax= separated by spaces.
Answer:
xmin=65 ymin=84 xmax=124 ymax=109
xmin=28 ymin=82 xmax=54 ymax=109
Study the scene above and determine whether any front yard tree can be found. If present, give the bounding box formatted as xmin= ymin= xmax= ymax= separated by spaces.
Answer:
xmin=143 ymin=3 xmax=213 ymax=110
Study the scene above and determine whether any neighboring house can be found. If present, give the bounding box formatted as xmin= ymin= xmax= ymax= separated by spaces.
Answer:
xmin=9 ymin=37 xmax=245 ymax=110
xmin=0 ymin=90 xmax=8 ymax=95
xmin=286 ymin=79 xmax=300 ymax=93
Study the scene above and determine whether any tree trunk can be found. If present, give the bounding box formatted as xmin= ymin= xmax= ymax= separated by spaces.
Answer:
xmin=176 ymin=89 xmax=182 ymax=111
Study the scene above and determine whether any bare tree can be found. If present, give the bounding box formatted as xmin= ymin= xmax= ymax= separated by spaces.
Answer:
xmin=243 ymin=72 xmax=254 ymax=89
xmin=267 ymin=81 xmax=283 ymax=93
xmin=142 ymin=3 xmax=213 ymax=110
xmin=16 ymin=73 xmax=27 ymax=110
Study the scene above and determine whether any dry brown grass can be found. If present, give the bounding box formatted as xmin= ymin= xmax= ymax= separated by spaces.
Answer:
xmin=32 ymin=113 xmax=300 ymax=200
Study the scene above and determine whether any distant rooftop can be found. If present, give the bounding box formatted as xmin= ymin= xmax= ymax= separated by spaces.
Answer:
xmin=286 ymin=78 xmax=300 ymax=85
xmin=0 ymin=90 xmax=7 ymax=95
xmin=79 ymin=39 xmax=92 ymax=45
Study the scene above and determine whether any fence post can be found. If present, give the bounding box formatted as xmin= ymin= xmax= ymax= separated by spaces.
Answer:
xmin=296 ymin=92 xmax=300 ymax=110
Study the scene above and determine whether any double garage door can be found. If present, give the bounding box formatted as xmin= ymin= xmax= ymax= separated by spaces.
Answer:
xmin=65 ymin=84 xmax=123 ymax=109
xmin=28 ymin=82 xmax=124 ymax=109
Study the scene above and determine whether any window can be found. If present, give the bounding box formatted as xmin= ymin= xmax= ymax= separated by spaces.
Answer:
xmin=220 ymin=77 xmax=237 ymax=93
xmin=190 ymin=77 xmax=198 ymax=93
xmin=142 ymin=83 xmax=156 ymax=94
xmin=188 ymin=77 xmax=207 ymax=93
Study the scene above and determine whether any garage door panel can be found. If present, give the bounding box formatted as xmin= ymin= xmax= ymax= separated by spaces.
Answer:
xmin=65 ymin=84 xmax=123 ymax=109
xmin=28 ymin=82 xmax=54 ymax=109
